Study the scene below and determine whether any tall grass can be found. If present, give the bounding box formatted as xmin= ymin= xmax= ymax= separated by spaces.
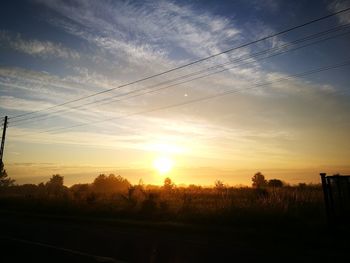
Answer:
xmin=0 ymin=183 xmax=325 ymax=228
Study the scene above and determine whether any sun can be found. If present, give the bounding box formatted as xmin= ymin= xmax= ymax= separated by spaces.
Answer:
xmin=153 ymin=156 xmax=174 ymax=175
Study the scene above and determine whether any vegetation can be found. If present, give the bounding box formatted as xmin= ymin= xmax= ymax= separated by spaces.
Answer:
xmin=251 ymin=171 xmax=267 ymax=188
xmin=268 ymin=178 xmax=284 ymax=188
xmin=0 ymin=172 xmax=325 ymax=228
xmin=0 ymin=161 xmax=15 ymax=187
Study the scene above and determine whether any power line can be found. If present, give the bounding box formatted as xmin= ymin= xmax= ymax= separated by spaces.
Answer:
xmin=8 ymin=6 xmax=350 ymax=120
xmin=9 ymin=28 xmax=350 ymax=127
xmin=9 ymin=23 xmax=350 ymax=126
xmin=13 ymin=59 xmax=350 ymax=137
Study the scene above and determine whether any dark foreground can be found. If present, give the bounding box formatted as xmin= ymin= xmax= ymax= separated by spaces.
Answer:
xmin=0 ymin=211 xmax=348 ymax=263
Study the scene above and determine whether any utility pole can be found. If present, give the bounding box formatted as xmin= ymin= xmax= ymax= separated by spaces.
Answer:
xmin=0 ymin=116 xmax=8 ymax=164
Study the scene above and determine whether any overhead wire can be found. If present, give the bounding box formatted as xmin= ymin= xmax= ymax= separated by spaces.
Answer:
xmin=12 ymin=59 xmax=350 ymax=138
xmin=9 ymin=23 xmax=350 ymax=126
xmin=8 ymin=6 xmax=350 ymax=120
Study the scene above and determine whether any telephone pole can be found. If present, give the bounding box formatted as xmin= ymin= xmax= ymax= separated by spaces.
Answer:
xmin=0 ymin=116 xmax=8 ymax=164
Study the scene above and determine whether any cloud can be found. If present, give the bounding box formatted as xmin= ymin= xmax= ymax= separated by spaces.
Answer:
xmin=16 ymin=0 xmax=292 ymax=114
xmin=0 ymin=30 xmax=80 ymax=59
xmin=0 ymin=0 xmax=268 ymax=127
xmin=0 ymin=67 xmax=96 ymax=100
xmin=328 ymin=0 xmax=350 ymax=24
xmin=0 ymin=95 xmax=53 ymax=112
xmin=39 ymin=0 xmax=242 ymax=67
xmin=1 ymin=0 xmax=349 ymax=164
xmin=245 ymin=0 xmax=281 ymax=13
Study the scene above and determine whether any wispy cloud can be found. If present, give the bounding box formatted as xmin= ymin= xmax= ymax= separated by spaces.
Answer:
xmin=1 ymin=0 xmax=349 ymax=184
xmin=0 ymin=30 xmax=80 ymax=59
xmin=40 ymin=0 xmax=242 ymax=66
xmin=328 ymin=0 xmax=350 ymax=24
xmin=0 ymin=95 xmax=53 ymax=112
xmin=7 ymin=114 xmax=296 ymax=165
xmin=1 ymin=0 xmax=284 ymax=122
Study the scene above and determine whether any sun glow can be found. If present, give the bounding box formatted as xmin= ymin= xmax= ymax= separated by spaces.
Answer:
xmin=153 ymin=156 xmax=174 ymax=174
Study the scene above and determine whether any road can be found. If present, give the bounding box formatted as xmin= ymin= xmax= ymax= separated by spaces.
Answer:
xmin=0 ymin=210 xmax=348 ymax=262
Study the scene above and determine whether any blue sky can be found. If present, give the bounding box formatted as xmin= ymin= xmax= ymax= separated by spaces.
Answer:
xmin=1 ymin=0 xmax=350 ymax=186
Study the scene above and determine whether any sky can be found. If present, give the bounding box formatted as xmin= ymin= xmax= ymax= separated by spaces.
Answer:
xmin=1 ymin=0 xmax=350 ymax=186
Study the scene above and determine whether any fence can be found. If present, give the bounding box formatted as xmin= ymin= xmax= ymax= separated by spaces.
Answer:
xmin=320 ymin=173 xmax=350 ymax=225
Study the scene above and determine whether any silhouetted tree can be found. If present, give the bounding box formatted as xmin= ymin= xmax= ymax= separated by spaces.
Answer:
xmin=163 ymin=177 xmax=175 ymax=191
xmin=268 ymin=179 xmax=284 ymax=188
xmin=252 ymin=172 xmax=267 ymax=188
xmin=92 ymin=174 xmax=131 ymax=194
xmin=46 ymin=174 xmax=65 ymax=197
xmin=0 ymin=161 xmax=15 ymax=187
xmin=48 ymin=174 xmax=64 ymax=186
xmin=70 ymin=183 xmax=90 ymax=199
xmin=20 ymin=184 xmax=38 ymax=197
xmin=215 ymin=180 xmax=225 ymax=191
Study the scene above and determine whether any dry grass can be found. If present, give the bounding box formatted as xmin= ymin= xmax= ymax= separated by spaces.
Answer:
xmin=0 ymin=182 xmax=325 ymax=228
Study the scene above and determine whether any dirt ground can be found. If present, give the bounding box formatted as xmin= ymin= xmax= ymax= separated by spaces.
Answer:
xmin=0 ymin=210 xmax=348 ymax=262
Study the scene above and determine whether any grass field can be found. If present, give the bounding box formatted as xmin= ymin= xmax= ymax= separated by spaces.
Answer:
xmin=1 ymin=175 xmax=350 ymax=262
xmin=0 ymin=178 xmax=325 ymax=228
